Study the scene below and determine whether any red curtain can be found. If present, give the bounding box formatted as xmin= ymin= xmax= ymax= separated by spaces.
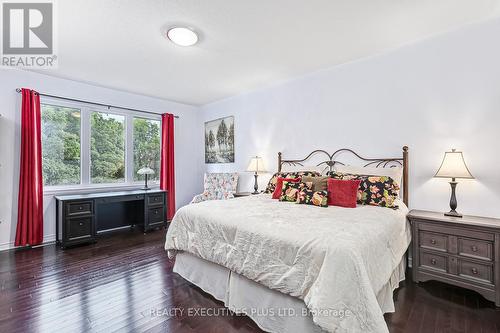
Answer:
xmin=15 ymin=88 xmax=44 ymax=246
xmin=160 ymin=113 xmax=175 ymax=220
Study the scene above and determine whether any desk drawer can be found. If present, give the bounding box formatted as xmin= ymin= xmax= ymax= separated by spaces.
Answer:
xmin=96 ymin=194 xmax=144 ymax=204
xmin=66 ymin=217 xmax=93 ymax=241
xmin=147 ymin=194 xmax=164 ymax=206
xmin=148 ymin=207 xmax=165 ymax=224
xmin=66 ymin=201 xmax=93 ymax=216
xmin=458 ymin=259 xmax=493 ymax=284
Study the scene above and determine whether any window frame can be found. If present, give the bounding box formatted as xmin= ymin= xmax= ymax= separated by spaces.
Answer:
xmin=41 ymin=97 xmax=162 ymax=195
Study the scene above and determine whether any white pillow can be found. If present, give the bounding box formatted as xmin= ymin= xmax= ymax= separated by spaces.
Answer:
xmin=280 ymin=164 xmax=327 ymax=174
xmin=334 ymin=164 xmax=403 ymax=187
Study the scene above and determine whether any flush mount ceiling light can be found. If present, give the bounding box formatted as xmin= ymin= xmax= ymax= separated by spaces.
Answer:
xmin=166 ymin=27 xmax=198 ymax=46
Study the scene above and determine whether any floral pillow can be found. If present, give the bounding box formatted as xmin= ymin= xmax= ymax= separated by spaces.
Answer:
xmin=264 ymin=171 xmax=321 ymax=194
xmin=279 ymin=181 xmax=311 ymax=202
xmin=329 ymin=172 xmax=399 ymax=209
xmin=296 ymin=189 xmax=328 ymax=207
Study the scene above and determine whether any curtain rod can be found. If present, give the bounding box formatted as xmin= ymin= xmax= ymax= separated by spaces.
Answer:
xmin=15 ymin=88 xmax=179 ymax=118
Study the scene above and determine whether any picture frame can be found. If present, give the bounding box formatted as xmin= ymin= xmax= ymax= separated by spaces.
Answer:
xmin=204 ymin=116 xmax=235 ymax=164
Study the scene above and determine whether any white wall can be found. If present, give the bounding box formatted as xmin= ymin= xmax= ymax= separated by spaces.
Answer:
xmin=0 ymin=69 xmax=204 ymax=250
xmin=201 ymin=18 xmax=500 ymax=218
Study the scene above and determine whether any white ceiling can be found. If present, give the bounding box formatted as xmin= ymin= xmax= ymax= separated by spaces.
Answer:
xmin=37 ymin=0 xmax=500 ymax=105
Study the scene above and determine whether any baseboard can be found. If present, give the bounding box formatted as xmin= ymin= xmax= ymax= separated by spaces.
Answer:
xmin=0 ymin=234 xmax=56 ymax=252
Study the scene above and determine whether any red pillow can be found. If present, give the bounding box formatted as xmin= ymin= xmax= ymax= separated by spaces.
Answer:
xmin=327 ymin=178 xmax=361 ymax=208
xmin=272 ymin=177 xmax=300 ymax=199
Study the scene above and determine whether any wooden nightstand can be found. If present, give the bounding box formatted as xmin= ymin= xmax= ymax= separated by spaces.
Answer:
xmin=408 ymin=210 xmax=500 ymax=306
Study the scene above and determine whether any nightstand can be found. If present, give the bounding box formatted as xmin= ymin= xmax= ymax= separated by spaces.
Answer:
xmin=408 ymin=210 xmax=500 ymax=306
xmin=233 ymin=192 xmax=252 ymax=197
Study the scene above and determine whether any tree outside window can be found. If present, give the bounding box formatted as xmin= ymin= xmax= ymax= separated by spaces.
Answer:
xmin=41 ymin=104 xmax=81 ymax=186
xmin=133 ymin=118 xmax=160 ymax=181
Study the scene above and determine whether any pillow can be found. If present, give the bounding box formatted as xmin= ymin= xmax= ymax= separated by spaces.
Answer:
xmin=264 ymin=171 xmax=321 ymax=194
xmin=279 ymin=181 xmax=311 ymax=202
xmin=272 ymin=177 xmax=300 ymax=199
xmin=296 ymin=189 xmax=328 ymax=207
xmin=330 ymin=172 xmax=399 ymax=209
xmin=302 ymin=176 xmax=329 ymax=192
xmin=327 ymin=178 xmax=361 ymax=208
xmin=280 ymin=164 xmax=326 ymax=174
xmin=334 ymin=165 xmax=403 ymax=188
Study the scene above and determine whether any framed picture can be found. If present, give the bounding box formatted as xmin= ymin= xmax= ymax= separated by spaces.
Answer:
xmin=205 ymin=116 xmax=234 ymax=163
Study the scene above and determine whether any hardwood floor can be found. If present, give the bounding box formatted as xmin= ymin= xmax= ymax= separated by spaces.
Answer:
xmin=1 ymin=230 xmax=499 ymax=333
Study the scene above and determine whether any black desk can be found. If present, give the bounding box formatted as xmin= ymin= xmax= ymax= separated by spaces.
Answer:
xmin=55 ymin=189 xmax=167 ymax=248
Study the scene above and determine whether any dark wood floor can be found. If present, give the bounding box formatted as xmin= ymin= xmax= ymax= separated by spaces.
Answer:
xmin=1 ymin=230 xmax=499 ymax=333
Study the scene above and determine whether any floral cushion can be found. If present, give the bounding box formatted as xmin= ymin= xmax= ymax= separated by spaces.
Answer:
xmin=264 ymin=171 xmax=321 ymax=194
xmin=272 ymin=177 xmax=300 ymax=199
xmin=279 ymin=181 xmax=311 ymax=202
xmin=296 ymin=189 xmax=328 ymax=207
xmin=329 ymin=172 xmax=399 ymax=208
xmin=191 ymin=172 xmax=239 ymax=203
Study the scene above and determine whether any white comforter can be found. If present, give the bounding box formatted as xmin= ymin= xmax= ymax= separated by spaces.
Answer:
xmin=165 ymin=194 xmax=411 ymax=333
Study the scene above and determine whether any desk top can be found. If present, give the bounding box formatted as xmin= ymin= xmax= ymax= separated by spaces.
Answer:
xmin=55 ymin=189 xmax=166 ymax=201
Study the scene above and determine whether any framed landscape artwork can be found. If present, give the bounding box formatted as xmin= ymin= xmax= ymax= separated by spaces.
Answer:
xmin=205 ymin=116 xmax=234 ymax=163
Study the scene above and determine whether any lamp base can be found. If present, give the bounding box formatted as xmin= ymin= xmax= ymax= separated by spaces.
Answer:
xmin=445 ymin=180 xmax=462 ymax=217
xmin=253 ymin=172 xmax=259 ymax=195
xmin=444 ymin=210 xmax=462 ymax=218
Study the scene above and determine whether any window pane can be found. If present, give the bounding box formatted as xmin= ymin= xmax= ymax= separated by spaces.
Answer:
xmin=91 ymin=112 xmax=125 ymax=183
xmin=41 ymin=104 xmax=81 ymax=186
xmin=133 ymin=118 xmax=161 ymax=181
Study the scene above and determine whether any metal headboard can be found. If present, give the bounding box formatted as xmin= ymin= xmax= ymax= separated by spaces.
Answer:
xmin=278 ymin=146 xmax=409 ymax=206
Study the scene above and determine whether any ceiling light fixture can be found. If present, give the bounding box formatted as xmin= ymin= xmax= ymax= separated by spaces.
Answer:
xmin=166 ymin=27 xmax=198 ymax=47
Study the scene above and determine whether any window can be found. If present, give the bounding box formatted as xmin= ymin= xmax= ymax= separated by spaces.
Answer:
xmin=133 ymin=118 xmax=161 ymax=181
xmin=41 ymin=104 xmax=81 ymax=186
xmin=40 ymin=99 xmax=161 ymax=190
xmin=91 ymin=112 xmax=125 ymax=183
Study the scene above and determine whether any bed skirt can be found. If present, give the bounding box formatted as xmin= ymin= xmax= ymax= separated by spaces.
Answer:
xmin=173 ymin=252 xmax=406 ymax=333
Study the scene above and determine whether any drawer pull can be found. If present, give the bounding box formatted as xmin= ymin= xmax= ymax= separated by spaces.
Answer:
xmin=79 ymin=206 xmax=83 ymax=210
xmin=79 ymin=222 xmax=84 ymax=226
xmin=430 ymin=239 xmax=436 ymax=245
xmin=431 ymin=258 xmax=437 ymax=265
xmin=471 ymin=245 xmax=478 ymax=252
xmin=471 ymin=268 xmax=478 ymax=275
xmin=154 ymin=210 xmax=158 ymax=214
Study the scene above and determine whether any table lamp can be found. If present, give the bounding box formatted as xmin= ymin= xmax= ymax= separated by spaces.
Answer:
xmin=247 ymin=156 xmax=266 ymax=194
xmin=138 ymin=167 xmax=155 ymax=190
xmin=434 ymin=149 xmax=474 ymax=217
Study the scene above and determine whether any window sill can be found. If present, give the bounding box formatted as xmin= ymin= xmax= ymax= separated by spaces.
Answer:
xmin=43 ymin=183 xmax=160 ymax=196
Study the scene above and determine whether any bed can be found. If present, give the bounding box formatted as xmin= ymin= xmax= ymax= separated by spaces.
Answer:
xmin=165 ymin=147 xmax=411 ymax=333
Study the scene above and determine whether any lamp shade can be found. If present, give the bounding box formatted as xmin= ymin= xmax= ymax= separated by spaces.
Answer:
xmin=137 ymin=167 xmax=155 ymax=175
xmin=434 ymin=149 xmax=473 ymax=179
xmin=246 ymin=156 xmax=266 ymax=173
